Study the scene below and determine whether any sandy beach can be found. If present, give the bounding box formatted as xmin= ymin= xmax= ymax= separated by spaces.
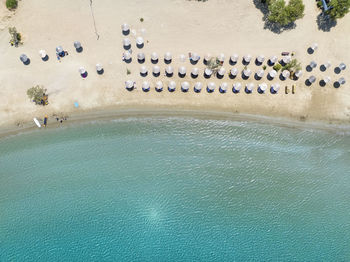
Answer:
xmin=0 ymin=0 xmax=349 ymax=131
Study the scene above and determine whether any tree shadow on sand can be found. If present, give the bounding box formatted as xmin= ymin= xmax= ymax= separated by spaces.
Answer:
xmin=253 ymin=0 xmax=297 ymax=34
xmin=316 ymin=13 xmax=337 ymax=32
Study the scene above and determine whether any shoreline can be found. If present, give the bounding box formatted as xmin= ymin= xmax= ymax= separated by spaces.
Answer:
xmin=1 ymin=107 xmax=350 ymax=139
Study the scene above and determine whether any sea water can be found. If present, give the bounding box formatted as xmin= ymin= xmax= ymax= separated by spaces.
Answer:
xmin=0 ymin=117 xmax=349 ymax=261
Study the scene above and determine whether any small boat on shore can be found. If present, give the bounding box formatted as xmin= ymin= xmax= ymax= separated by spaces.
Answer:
xmin=33 ymin=118 xmax=41 ymax=128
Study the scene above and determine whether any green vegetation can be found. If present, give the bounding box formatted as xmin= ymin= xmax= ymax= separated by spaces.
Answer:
xmin=262 ymin=65 xmax=267 ymax=70
xmin=328 ymin=0 xmax=350 ymax=19
xmin=8 ymin=27 xmax=22 ymax=47
xmin=282 ymin=59 xmax=302 ymax=72
xmin=27 ymin=85 xmax=48 ymax=105
xmin=264 ymin=0 xmax=305 ymax=26
xmin=6 ymin=0 xmax=18 ymax=10
xmin=140 ymin=18 xmax=144 ymax=22
xmin=273 ymin=63 xmax=282 ymax=71
xmin=127 ymin=69 xmax=131 ymax=75
xmin=207 ymin=58 xmax=222 ymax=71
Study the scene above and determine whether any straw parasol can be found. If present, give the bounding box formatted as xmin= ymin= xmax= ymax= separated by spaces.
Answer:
xmin=168 ymin=81 xmax=176 ymax=92
xmin=142 ymin=81 xmax=150 ymax=92
xmin=181 ymin=82 xmax=190 ymax=92
xmin=232 ymin=82 xmax=241 ymax=93
xmin=219 ymin=82 xmax=228 ymax=93
xmin=207 ymin=82 xmax=216 ymax=93
xmin=194 ymin=82 xmax=203 ymax=93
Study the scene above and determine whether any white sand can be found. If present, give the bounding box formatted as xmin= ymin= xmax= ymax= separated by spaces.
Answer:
xmin=0 ymin=0 xmax=349 ymax=129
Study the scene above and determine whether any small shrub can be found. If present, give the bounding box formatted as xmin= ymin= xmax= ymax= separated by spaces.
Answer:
xmin=27 ymin=85 xmax=47 ymax=105
xmin=262 ymin=65 xmax=267 ymax=70
xmin=6 ymin=0 xmax=18 ymax=10
xmin=273 ymin=63 xmax=282 ymax=71
xmin=140 ymin=18 xmax=144 ymax=22
xmin=127 ymin=69 xmax=131 ymax=75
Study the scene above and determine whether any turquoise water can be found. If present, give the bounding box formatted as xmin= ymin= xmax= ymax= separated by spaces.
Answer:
xmin=0 ymin=117 xmax=350 ymax=261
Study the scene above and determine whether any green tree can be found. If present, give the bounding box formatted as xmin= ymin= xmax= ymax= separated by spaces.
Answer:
xmin=27 ymin=85 xmax=47 ymax=105
xmin=6 ymin=0 xmax=18 ymax=10
xmin=283 ymin=59 xmax=302 ymax=72
xmin=328 ymin=0 xmax=350 ymax=19
xmin=267 ymin=0 xmax=305 ymax=26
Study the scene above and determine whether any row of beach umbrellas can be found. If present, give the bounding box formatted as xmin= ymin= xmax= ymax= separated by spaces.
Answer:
xmin=137 ymin=65 xmax=302 ymax=80
xmin=125 ymin=80 xmax=283 ymax=94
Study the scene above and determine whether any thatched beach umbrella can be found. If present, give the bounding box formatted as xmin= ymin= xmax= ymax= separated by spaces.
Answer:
xmin=194 ymin=82 xmax=203 ymax=93
xmin=165 ymin=65 xmax=174 ymax=76
xmin=121 ymin=23 xmax=130 ymax=34
xmin=20 ymin=54 xmax=29 ymax=63
xmin=123 ymin=38 xmax=131 ymax=49
xmin=269 ymin=55 xmax=278 ymax=65
xmin=271 ymin=83 xmax=280 ymax=94
xmin=230 ymin=54 xmax=238 ymax=64
xmin=191 ymin=68 xmax=199 ymax=78
xmin=181 ymin=81 xmax=190 ymax=92
xmin=156 ymin=81 xmax=163 ymax=92
xmin=217 ymin=67 xmax=226 ymax=78
xmin=168 ymin=81 xmax=176 ymax=92
xmin=339 ymin=63 xmax=346 ymax=70
xmin=256 ymin=55 xmax=265 ymax=64
xmin=232 ymin=82 xmax=242 ymax=93
xmin=258 ymin=83 xmax=267 ymax=94
xmin=137 ymin=52 xmax=145 ymax=63
xmin=142 ymin=81 xmax=150 ymax=92
xmin=207 ymin=82 xmax=216 ymax=93
xmin=219 ymin=82 xmax=228 ymax=93
xmin=178 ymin=66 xmax=186 ymax=77
xmin=153 ymin=65 xmax=160 ymax=76
xmin=245 ymin=83 xmax=254 ymax=93
xmin=256 ymin=69 xmax=264 ymax=78
xmin=269 ymin=69 xmax=277 ymax=79
xmin=125 ymin=80 xmax=134 ymax=91
xmin=140 ymin=65 xmax=148 ymax=76
xmin=282 ymin=70 xmax=290 ymax=79
xmin=164 ymin=52 xmax=172 ymax=63
xmin=243 ymin=54 xmax=252 ymax=64
xmin=204 ymin=68 xmax=213 ymax=78
xmin=151 ymin=52 xmax=158 ymax=63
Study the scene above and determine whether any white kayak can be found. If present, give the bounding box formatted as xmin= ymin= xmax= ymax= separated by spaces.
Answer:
xmin=33 ymin=118 xmax=41 ymax=128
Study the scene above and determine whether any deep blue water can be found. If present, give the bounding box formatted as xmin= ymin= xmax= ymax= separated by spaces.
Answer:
xmin=0 ymin=117 xmax=350 ymax=261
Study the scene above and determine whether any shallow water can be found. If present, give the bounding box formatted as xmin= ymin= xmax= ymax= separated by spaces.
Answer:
xmin=0 ymin=117 xmax=350 ymax=261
